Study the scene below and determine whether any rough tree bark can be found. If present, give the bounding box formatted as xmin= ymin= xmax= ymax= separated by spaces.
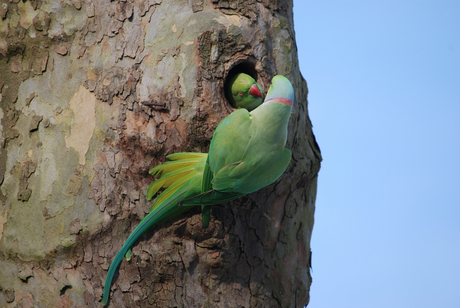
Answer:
xmin=0 ymin=0 xmax=321 ymax=307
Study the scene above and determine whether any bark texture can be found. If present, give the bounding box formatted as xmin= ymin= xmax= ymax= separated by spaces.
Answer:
xmin=0 ymin=0 xmax=321 ymax=307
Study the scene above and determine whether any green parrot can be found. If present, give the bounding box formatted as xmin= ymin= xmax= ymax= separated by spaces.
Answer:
xmin=124 ymin=74 xmax=264 ymax=267
xmin=101 ymin=75 xmax=294 ymax=306
xmin=225 ymin=73 xmax=263 ymax=110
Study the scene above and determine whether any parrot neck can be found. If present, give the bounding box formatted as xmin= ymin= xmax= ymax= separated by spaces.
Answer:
xmin=251 ymin=100 xmax=292 ymax=143
xmin=263 ymin=98 xmax=293 ymax=106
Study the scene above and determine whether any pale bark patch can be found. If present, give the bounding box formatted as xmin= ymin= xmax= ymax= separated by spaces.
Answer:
xmin=65 ymin=85 xmax=97 ymax=165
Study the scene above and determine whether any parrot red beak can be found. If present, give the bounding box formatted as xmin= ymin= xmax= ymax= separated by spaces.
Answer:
xmin=249 ymin=84 xmax=263 ymax=98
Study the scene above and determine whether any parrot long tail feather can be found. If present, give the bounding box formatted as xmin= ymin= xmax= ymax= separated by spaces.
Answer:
xmin=101 ymin=204 xmax=177 ymax=305
xmin=102 ymin=173 xmax=202 ymax=306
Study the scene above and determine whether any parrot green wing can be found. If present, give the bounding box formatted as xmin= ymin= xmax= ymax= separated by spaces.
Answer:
xmin=179 ymin=109 xmax=253 ymax=226
xmin=212 ymin=146 xmax=291 ymax=194
xmin=197 ymin=104 xmax=288 ymax=195
xmin=207 ymin=108 xmax=253 ymax=175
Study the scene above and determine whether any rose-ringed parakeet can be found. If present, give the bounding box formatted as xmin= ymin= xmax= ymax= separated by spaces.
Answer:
xmin=225 ymin=72 xmax=263 ymax=110
xmin=101 ymin=75 xmax=294 ymax=306
xmin=113 ymin=73 xmax=263 ymax=284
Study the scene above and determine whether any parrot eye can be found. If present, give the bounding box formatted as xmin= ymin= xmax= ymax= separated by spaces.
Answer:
xmin=238 ymin=92 xmax=244 ymax=96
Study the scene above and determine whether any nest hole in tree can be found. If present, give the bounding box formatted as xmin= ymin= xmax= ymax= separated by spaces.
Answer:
xmin=224 ymin=62 xmax=260 ymax=108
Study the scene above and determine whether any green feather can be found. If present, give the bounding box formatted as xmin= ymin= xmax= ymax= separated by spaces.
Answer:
xmin=149 ymin=157 xmax=203 ymax=176
xmin=166 ymin=152 xmax=207 ymax=160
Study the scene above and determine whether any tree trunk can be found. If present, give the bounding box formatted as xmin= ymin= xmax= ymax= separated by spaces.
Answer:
xmin=0 ymin=0 xmax=321 ymax=307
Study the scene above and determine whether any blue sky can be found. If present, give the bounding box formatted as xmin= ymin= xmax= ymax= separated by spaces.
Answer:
xmin=293 ymin=1 xmax=460 ymax=307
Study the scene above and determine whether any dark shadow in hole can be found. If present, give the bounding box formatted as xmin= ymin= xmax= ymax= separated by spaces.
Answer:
xmin=60 ymin=285 xmax=72 ymax=296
